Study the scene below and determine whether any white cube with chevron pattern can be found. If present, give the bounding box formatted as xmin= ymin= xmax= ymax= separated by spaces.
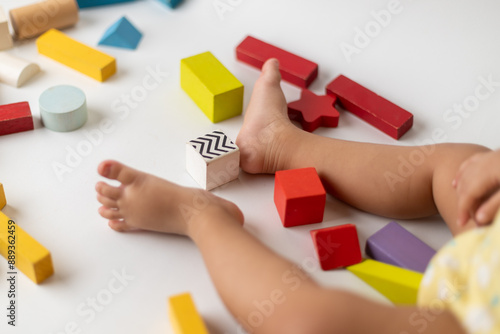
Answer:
xmin=186 ymin=130 xmax=240 ymax=190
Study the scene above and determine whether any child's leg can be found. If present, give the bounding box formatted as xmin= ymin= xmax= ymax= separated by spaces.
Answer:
xmin=236 ymin=59 xmax=489 ymax=235
xmin=96 ymin=161 xmax=465 ymax=334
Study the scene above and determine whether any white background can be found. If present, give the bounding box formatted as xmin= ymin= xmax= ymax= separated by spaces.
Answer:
xmin=1 ymin=0 xmax=500 ymax=333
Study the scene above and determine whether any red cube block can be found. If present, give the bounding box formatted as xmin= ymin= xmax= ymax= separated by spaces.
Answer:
xmin=0 ymin=102 xmax=34 ymax=136
xmin=274 ymin=167 xmax=326 ymax=227
xmin=310 ymin=224 xmax=362 ymax=270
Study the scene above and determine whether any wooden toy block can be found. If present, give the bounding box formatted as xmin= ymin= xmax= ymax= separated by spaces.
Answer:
xmin=168 ymin=293 xmax=209 ymax=334
xmin=0 ymin=183 xmax=6 ymax=210
xmin=37 ymin=29 xmax=116 ymax=82
xmin=77 ymin=0 xmax=136 ymax=8
xmin=0 ymin=52 xmax=40 ymax=87
xmin=157 ymin=0 xmax=183 ymax=8
xmin=347 ymin=259 xmax=423 ymax=305
xmin=186 ymin=130 xmax=240 ymax=190
xmin=326 ymin=75 xmax=413 ymax=140
xmin=99 ymin=16 xmax=142 ymax=50
xmin=236 ymin=35 xmax=318 ymax=88
xmin=0 ymin=102 xmax=34 ymax=136
xmin=0 ymin=211 xmax=54 ymax=284
xmin=39 ymin=85 xmax=87 ymax=132
xmin=0 ymin=7 xmax=13 ymax=51
xmin=181 ymin=51 xmax=243 ymax=123
xmin=9 ymin=0 xmax=78 ymax=40
xmin=310 ymin=224 xmax=362 ymax=270
xmin=274 ymin=167 xmax=326 ymax=227
xmin=366 ymin=221 xmax=436 ymax=273
xmin=288 ymin=89 xmax=339 ymax=132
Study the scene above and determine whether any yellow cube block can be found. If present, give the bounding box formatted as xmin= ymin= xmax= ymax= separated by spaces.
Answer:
xmin=181 ymin=51 xmax=243 ymax=123
xmin=168 ymin=293 xmax=209 ymax=334
xmin=0 ymin=183 xmax=5 ymax=210
xmin=347 ymin=259 xmax=422 ymax=305
xmin=36 ymin=29 xmax=116 ymax=82
xmin=0 ymin=211 xmax=54 ymax=284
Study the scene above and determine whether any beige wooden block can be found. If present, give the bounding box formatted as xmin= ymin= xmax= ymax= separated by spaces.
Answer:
xmin=9 ymin=0 xmax=78 ymax=40
xmin=0 ymin=7 xmax=13 ymax=50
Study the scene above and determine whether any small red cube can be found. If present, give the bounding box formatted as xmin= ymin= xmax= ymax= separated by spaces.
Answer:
xmin=310 ymin=224 xmax=362 ymax=270
xmin=0 ymin=102 xmax=34 ymax=136
xmin=274 ymin=167 xmax=326 ymax=227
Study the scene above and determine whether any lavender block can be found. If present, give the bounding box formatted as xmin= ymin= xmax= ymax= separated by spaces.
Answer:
xmin=365 ymin=221 xmax=436 ymax=273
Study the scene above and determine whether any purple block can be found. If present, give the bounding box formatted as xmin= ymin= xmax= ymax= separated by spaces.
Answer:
xmin=365 ymin=221 xmax=436 ymax=273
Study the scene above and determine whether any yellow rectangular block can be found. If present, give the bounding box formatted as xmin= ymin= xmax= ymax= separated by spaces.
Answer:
xmin=168 ymin=293 xmax=209 ymax=334
xmin=36 ymin=29 xmax=116 ymax=82
xmin=181 ymin=51 xmax=243 ymax=123
xmin=0 ymin=183 xmax=5 ymax=210
xmin=347 ymin=259 xmax=422 ymax=305
xmin=0 ymin=211 xmax=54 ymax=284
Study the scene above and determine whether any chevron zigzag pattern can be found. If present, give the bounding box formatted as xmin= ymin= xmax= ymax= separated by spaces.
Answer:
xmin=189 ymin=130 xmax=238 ymax=159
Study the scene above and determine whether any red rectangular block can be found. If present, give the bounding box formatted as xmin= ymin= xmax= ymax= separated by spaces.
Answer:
xmin=0 ymin=102 xmax=34 ymax=136
xmin=274 ymin=167 xmax=326 ymax=227
xmin=326 ymin=75 xmax=413 ymax=139
xmin=236 ymin=35 xmax=318 ymax=88
xmin=310 ymin=224 xmax=362 ymax=270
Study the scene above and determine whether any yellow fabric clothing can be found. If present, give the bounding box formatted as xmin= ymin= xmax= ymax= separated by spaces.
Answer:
xmin=418 ymin=217 xmax=500 ymax=334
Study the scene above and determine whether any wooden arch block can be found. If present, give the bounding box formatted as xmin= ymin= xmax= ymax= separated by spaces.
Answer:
xmin=0 ymin=53 xmax=40 ymax=87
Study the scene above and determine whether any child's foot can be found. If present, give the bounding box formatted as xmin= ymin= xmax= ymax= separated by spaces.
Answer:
xmin=96 ymin=160 xmax=243 ymax=235
xmin=236 ymin=59 xmax=298 ymax=174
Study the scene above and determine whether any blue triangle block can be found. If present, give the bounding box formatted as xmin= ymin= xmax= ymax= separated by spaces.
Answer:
xmin=157 ymin=0 xmax=183 ymax=8
xmin=98 ymin=17 xmax=143 ymax=50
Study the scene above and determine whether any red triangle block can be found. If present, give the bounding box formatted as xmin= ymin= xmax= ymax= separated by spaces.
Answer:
xmin=288 ymin=89 xmax=339 ymax=132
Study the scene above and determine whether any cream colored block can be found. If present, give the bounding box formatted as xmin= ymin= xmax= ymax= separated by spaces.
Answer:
xmin=0 ymin=52 xmax=40 ymax=87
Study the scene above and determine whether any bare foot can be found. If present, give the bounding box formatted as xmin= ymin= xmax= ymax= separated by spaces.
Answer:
xmin=96 ymin=160 xmax=243 ymax=235
xmin=236 ymin=58 xmax=298 ymax=174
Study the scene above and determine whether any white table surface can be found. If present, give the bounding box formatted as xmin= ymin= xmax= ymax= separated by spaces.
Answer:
xmin=1 ymin=0 xmax=499 ymax=333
